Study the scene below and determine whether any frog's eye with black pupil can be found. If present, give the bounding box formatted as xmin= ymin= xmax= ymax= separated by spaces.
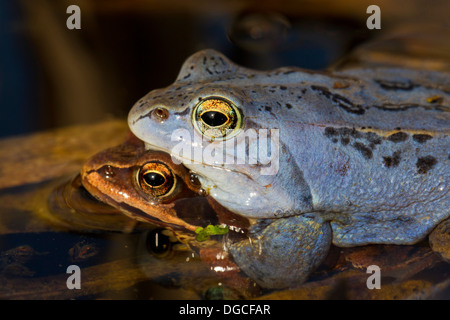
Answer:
xmin=192 ymin=97 xmax=242 ymax=140
xmin=201 ymin=111 xmax=228 ymax=127
xmin=143 ymin=172 xmax=166 ymax=187
xmin=138 ymin=162 xmax=175 ymax=198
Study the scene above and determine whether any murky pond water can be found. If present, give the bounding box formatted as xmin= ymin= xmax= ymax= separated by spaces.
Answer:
xmin=0 ymin=177 xmax=224 ymax=299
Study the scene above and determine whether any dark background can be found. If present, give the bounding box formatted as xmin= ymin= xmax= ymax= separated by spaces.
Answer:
xmin=0 ymin=0 xmax=446 ymax=138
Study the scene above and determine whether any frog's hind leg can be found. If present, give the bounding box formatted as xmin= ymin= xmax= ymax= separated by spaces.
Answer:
xmin=429 ymin=218 xmax=450 ymax=263
xmin=227 ymin=215 xmax=331 ymax=289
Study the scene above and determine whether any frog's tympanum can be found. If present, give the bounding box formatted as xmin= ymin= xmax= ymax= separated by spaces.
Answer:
xmin=128 ymin=49 xmax=449 ymax=288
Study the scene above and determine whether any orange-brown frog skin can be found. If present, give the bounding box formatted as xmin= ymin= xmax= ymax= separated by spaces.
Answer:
xmin=81 ymin=133 xmax=208 ymax=233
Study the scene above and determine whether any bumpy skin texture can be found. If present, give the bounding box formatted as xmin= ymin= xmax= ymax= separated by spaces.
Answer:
xmin=129 ymin=49 xmax=449 ymax=249
xmin=229 ymin=216 xmax=331 ymax=289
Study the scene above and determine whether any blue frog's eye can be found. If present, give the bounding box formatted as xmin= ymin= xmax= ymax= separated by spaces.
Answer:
xmin=192 ymin=97 xmax=242 ymax=141
xmin=201 ymin=110 xmax=229 ymax=127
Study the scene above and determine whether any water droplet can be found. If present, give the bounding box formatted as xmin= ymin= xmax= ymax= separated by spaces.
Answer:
xmin=189 ymin=173 xmax=201 ymax=186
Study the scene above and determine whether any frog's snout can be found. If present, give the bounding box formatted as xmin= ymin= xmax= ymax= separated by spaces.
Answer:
xmin=80 ymin=151 xmax=115 ymax=187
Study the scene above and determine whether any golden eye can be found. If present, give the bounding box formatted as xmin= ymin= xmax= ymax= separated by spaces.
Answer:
xmin=192 ymin=97 xmax=242 ymax=140
xmin=138 ymin=162 xmax=175 ymax=198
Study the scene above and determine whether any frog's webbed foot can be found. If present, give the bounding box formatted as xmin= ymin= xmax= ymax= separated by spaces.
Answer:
xmin=429 ymin=218 xmax=450 ymax=263
xmin=227 ymin=215 xmax=332 ymax=289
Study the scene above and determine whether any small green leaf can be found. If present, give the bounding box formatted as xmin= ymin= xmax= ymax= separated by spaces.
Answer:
xmin=195 ymin=225 xmax=229 ymax=242
xmin=195 ymin=227 xmax=203 ymax=234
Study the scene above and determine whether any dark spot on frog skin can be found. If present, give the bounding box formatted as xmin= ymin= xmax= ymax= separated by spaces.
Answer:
xmin=285 ymin=103 xmax=293 ymax=109
xmin=388 ymin=132 xmax=409 ymax=143
xmin=383 ymin=151 xmax=401 ymax=168
xmin=365 ymin=132 xmax=382 ymax=145
xmin=311 ymin=85 xmax=365 ymax=115
xmin=375 ymin=79 xmax=416 ymax=91
xmin=352 ymin=142 xmax=373 ymax=159
xmin=280 ymin=86 xmax=287 ymax=90
xmin=416 ymin=156 xmax=437 ymax=174
xmin=373 ymin=103 xmax=446 ymax=112
xmin=324 ymin=127 xmax=382 ymax=150
xmin=412 ymin=134 xmax=433 ymax=143
xmin=264 ymin=106 xmax=272 ymax=112
xmin=341 ymin=137 xmax=350 ymax=145
xmin=324 ymin=127 xmax=337 ymax=137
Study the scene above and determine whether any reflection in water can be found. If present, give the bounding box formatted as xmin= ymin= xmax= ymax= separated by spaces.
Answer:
xmin=0 ymin=175 xmax=222 ymax=299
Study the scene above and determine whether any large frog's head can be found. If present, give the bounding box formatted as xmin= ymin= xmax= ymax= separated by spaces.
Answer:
xmin=81 ymin=132 xmax=219 ymax=232
xmin=129 ymin=49 xmax=313 ymax=218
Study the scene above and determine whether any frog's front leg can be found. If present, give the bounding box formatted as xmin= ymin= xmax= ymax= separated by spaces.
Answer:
xmin=429 ymin=218 xmax=450 ymax=263
xmin=227 ymin=215 xmax=332 ymax=289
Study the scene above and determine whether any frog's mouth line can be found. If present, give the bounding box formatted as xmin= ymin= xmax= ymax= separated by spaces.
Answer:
xmin=81 ymin=173 xmax=198 ymax=233
xmin=143 ymin=143 xmax=256 ymax=181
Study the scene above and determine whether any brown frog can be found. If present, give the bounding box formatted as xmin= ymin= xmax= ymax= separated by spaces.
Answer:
xmin=78 ymin=132 xmax=256 ymax=294
xmin=80 ymin=132 xmax=212 ymax=233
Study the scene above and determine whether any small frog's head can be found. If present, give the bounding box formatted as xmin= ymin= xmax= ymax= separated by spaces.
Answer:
xmin=80 ymin=133 xmax=217 ymax=232
xmin=129 ymin=50 xmax=313 ymax=218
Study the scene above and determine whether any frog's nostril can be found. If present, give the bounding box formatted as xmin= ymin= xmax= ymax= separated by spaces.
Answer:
xmin=103 ymin=165 xmax=115 ymax=178
xmin=152 ymin=108 xmax=169 ymax=122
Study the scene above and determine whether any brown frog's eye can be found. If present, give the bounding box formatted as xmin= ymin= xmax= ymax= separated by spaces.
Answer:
xmin=192 ymin=97 xmax=242 ymax=140
xmin=138 ymin=161 xmax=175 ymax=198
